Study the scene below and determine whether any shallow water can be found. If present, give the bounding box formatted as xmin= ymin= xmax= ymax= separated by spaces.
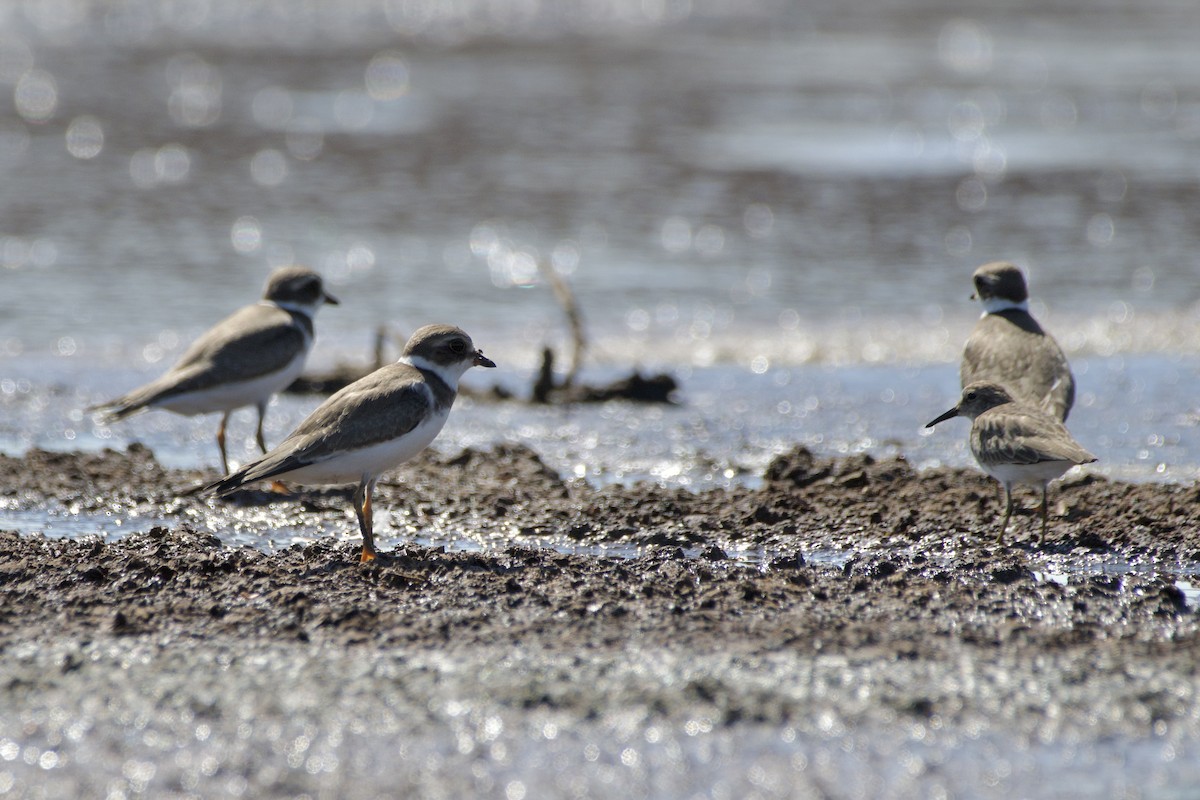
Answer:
xmin=5 ymin=350 xmax=1199 ymax=486
xmin=4 ymin=348 xmax=1200 ymax=573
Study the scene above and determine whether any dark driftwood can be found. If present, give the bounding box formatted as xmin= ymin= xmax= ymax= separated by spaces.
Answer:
xmin=558 ymin=369 xmax=678 ymax=404
xmin=528 ymin=347 xmax=678 ymax=405
xmin=526 ymin=260 xmax=677 ymax=404
xmin=286 ymin=270 xmax=679 ymax=405
xmin=288 ymin=342 xmax=678 ymax=405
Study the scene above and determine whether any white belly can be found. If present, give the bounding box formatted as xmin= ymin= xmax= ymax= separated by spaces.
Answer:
xmin=279 ymin=409 xmax=449 ymax=487
xmin=978 ymin=459 xmax=1075 ymax=487
xmin=158 ymin=352 xmax=308 ymax=416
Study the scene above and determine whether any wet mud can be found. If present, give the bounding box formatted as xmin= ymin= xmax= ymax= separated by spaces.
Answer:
xmin=2 ymin=444 xmax=1199 ymax=794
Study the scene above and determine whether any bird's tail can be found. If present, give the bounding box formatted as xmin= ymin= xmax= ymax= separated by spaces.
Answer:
xmin=86 ymin=397 xmax=144 ymax=424
xmin=202 ymin=468 xmax=251 ymax=497
xmin=87 ymin=378 xmax=176 ymax=422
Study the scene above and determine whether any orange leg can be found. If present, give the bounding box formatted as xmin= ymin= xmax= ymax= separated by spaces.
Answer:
xmin=254 ymin=403 xmax=289 ymax=492
xmin=354 ymin=480 xmax=377 ymax=562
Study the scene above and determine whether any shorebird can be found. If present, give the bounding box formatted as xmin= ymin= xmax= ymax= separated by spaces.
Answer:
xmin=205 ymin=324 xmax=496 ymax=562
xmin=92 ymin=266 xmax=338 ymax=473
xmin=926 ymin=381 xmax=1095 ymax=545
xmin=961 ymin=261 xmax=1075 ymax=421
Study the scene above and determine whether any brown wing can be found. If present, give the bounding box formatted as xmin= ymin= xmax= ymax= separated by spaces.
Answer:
xmin=971 ymin=407 xmax=1095 ymax=467
xmin=167 ymin=304 xmax=307 ymax=385
xmin=98 ymin=304 xmax=307 ymax=417
xmin=209 ymin=363 xmax=437 ymax=489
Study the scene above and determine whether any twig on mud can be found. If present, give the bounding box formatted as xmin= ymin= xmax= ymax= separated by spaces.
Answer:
xmin=538 ymin=259 xmax=586 ymax=391
xmin=530 ymin=260 xmax=678 ymax=405
xmin=285 ymin=263 xmax=678 ymax=405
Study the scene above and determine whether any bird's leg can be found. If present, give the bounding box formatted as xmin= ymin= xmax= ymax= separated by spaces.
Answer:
xmin=354 ymin=480 xmax=377 ymax=563
xmin=254 ymin=401 xmax=269 ymax=454
xmin=1039 ymin=483 xmax=1049 ymax=546
xmin=997 ymin=484 xmax=1013 ymax=546
xmin=256 ymin=402 xmax=290 ymax=493
xmin=216 ymin=411 xmax=232 ymax=475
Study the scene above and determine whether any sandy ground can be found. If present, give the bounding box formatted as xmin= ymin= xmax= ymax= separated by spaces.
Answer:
xmin=2 ymin=444 xmax=1199 ymax=797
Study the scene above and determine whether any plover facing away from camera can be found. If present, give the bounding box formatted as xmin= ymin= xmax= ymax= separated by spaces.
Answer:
xmin=926 ymin=381 xmax=1095 ymax=545
xmin=961 ymin=261 xmax=1075 ymax=421
xmin=92 ymin=266 xmax=338 ymax=474
xmin=205 ymin=324 xmax=496 ymax=562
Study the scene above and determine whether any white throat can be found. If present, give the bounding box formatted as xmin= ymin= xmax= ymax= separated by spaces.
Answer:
xmin=401 ymin=354 xmax=468 ymax=389
xmin=980 ymin=297 xmax=1029 ymax=316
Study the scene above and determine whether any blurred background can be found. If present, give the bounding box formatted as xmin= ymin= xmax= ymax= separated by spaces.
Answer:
xmin=1 ymin=0 xmax=1199 ymax=482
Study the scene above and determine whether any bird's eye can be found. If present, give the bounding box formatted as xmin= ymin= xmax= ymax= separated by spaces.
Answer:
xmin=449 ymin=338 xmax=466 ymax=354
xmin=965 ymin=391 xmax=976 ymax=401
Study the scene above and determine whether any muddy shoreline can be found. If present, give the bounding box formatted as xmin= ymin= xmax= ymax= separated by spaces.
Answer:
xmin=2 ymin=444 xmax=1199 ymax=795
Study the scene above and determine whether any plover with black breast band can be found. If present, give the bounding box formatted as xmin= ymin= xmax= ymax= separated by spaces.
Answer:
xmin=91 ymin=266 xmax=338 ymax=473
xmin=961 ymin=261 xmax=1075 ymax=422
xmin=205 ymin=324 xmax=496 ymax=562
